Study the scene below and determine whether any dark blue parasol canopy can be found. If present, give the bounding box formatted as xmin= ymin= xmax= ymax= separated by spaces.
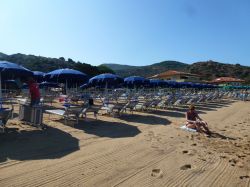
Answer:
xmin=44 ymin=68 xmax=88 ymax=84
xmin=0 ymin=61 xmax=33 ymax=98
xmin=0 ymin=61 xmax=33 ymax=79
xmin=149 ymin=79 xmax=166 ymax=87
xmin=39 ymin=81 xmax=60 ymax=89
xmin=124 ymin=76 xmax=149 ymax=87
xmin=79 ymin=83 xmax=91 ymax=89
xmin=88 ymin=73 xmax=124 ymax=88
xmin=2 ymin=80 xmax=19 ymax=90
xmin=164 ymin=80 xmax=179 ymax=88
xmin=33 ymin=71 xmax=45 ymax=83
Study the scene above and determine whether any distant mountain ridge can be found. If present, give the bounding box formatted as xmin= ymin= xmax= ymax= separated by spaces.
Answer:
xmin=0 ymin=52 xmax=114 ymax=77
xmin=102 ymin=60 xmax=250 ymax=83
xmin=188 ymin=61 xmax=250 ymax=82
xmin=1 ymin=52 xmax=249 ymax=83
xmin=102 ymin=61 xmax=189 ymax=78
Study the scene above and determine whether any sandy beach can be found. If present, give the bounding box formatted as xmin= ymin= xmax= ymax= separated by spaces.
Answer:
xmin=0 ymin=99 xmax=250 ymax=187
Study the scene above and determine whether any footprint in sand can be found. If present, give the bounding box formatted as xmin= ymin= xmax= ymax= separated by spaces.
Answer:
xmin=219 ymin=155 xmax=227 ymax=159
xmin=237 ymin=154 xmax=246 ymax=159
xmin=151 ymin=144 xmax=159 ymax=149
xmin=187 ymin=150 xmax=196 ymax=156
xmin=182 ymin=150 xmax=189 ymax=154
xmin=239 ymin=175 xmax=249 ymax=180
xmin=151 ymin=169 xmax=163 ymax=178
xmin=236 ymin=161 xmax=244 ymax=168
xmin=191 ymin=143 xmax=197 ymax=146
xmin=180 ymin=164 xmax=192 ymax=170
xmin=229 ymin=158 xmax=238 ymax=166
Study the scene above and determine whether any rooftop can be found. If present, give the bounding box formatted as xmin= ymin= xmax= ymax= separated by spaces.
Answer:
xmin=149 ymin=70 xmax=200 ymax=79
xmin=210 ymin=77 xmax=245 ymax=83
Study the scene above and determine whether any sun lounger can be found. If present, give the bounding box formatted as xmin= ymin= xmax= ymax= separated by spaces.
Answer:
xmin=45 ymin=105 xmax=88 ymax=126
xmin=82 ymin=105 xmax=101 ymax=119
xmin=0 ymin=108 xmax=13 ymax=133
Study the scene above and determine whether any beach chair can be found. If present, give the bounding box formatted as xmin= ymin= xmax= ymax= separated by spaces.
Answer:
xmin=0 ymin=108 xmax=13 ymax=133
xmin=123 ymin=99 xmax=139 ymax=113
xmin=45 ymin=104 xmax=88 ymax=126
xmin=81 ymin=103 xmax=101 ymax=119
xmin=101 ymin=101 xmax=127 ymax=117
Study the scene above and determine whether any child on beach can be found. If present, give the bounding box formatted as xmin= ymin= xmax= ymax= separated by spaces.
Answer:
xmin=186 ymin=104 xmax=211 ymax=135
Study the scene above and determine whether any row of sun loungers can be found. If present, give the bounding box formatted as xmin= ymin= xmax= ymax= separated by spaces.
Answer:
xmin=0 ymin=89 xmax=245 ymax=130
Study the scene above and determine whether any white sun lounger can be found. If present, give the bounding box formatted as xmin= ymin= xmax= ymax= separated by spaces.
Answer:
xmin=45 ymin=106 xmax=86 ymax=126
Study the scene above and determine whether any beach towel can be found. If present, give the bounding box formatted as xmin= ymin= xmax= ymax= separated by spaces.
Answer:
xmin=180 ymin=125 xmax=197 ymax=132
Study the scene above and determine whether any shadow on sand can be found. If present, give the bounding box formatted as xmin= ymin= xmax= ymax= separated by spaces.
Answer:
xmin=0 ymin=126 xmax=79 ymax=163
xmin=209 ymin=131 xmax=236 ymax=140
xmin=74 ymin=119 xmax=141 ymax=138
xmin=119 ymin=114 xmax=171 ymax=125
xmin=142 ymin=110 xmax=185 ymax=118
xmin=167 ymin=107 xmax=207 ymax=114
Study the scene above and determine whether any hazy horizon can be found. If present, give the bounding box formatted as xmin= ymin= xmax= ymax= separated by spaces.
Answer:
xmin=1 ymin=0 xmax=250 ymax=66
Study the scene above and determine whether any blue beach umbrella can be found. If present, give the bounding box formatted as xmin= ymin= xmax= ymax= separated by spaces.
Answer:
xmin=192 ymin=83 xmax=202 ymax=89
xmin=39 ymin=81 xmax=60 ymax=89
xmin=80 ymin=83 xmax=90 ymax=89
xmin=2 ymin=80 xmax=19 ymax=90
xmin=21 ymin=83 xmax=28 ymax=89
xmin=164 ymin=80 xmax=178 ymax=88
xmin=149 ymin=79 xmax=166 ymax=87
xmin=0 ymin=61 xmax=33 ymax=79
xmin=177 ymin=82 xmax=190 ymax=88
xmin=45 ymin=68 xmax=88 ymax=83
xmin=0 ymin=61 xmax=33 ymax=97
xmin=88 ymin=73 xmax=123 ymax=88
xmin=45 ymin=68 xmax=88 ymax=93
xmin=33 ymin=71 xmax=45 ymax=83
xmin=124 ymin=76 xmax=149 ymax=88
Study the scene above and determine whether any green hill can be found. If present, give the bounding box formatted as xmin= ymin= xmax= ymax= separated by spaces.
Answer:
xmin=188 ymin=60 xmax=250 ymax=82
xmin=1 ymin=52 xmax=249 ymax=83
xmin=0 ymin=52 xmax=114 ymax=77
xmin=103 ymin=60 xmax=250 ymax=83
xmin=102 ymin=61 xmax=189 ymax=77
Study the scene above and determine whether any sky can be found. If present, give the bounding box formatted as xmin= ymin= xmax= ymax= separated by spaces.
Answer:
xmin=0 ymin=0 xmax=250 ymax=66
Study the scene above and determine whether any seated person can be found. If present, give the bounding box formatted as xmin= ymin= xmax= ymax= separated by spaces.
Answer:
xmin=186 ymin=105 xmax=211 ymax=135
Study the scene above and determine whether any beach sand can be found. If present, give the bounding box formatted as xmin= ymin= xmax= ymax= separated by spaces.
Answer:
xmin=0 ymin=100 xmax=250 ymax=186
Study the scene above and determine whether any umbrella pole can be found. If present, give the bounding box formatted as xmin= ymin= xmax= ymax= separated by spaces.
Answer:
xmin=66 ymin=80 xmax=68 ymax=95
xmin=105 ymin=81 xmax=108 ymax=97
xmin=0 ymin=74 xmax=2 ymax=108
